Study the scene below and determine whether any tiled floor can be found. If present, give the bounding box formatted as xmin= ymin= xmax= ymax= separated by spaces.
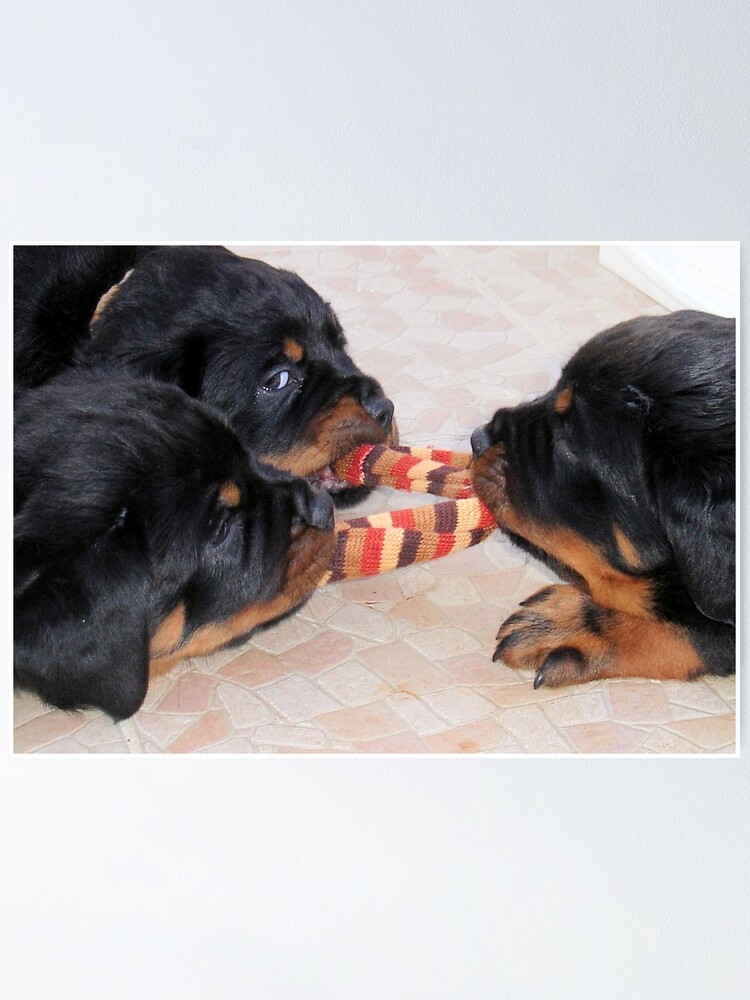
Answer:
xmin=14 ymin=244 xmax=737 ymax=754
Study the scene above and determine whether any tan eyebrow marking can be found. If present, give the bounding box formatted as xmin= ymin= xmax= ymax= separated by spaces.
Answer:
xmin=283 ymin=338 xmax=304 ymax=363
xmin=613 ymin=526 xmax=644 ymax=571
xmin=219 ymin=482 xmax=242 ymax=508
xmin=554 ymin=387 xmax=573 ymax=414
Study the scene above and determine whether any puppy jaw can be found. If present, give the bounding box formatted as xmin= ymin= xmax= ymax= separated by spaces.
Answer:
xmin=472 ymin=445 xmax=654 ymax=619
xmin=261 ymin=395 xmax=392 ymax=477
xmin=148 ymin=525 xmax=335 ymax=673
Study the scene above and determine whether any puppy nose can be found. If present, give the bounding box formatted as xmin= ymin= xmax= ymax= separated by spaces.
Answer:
xmin=363 ymin=394 xmax=395 ymax=433
xmin=471 ymin=425 xmax=491 ymax=458
xmin=292 ymin=482 xmax=334 ymax=532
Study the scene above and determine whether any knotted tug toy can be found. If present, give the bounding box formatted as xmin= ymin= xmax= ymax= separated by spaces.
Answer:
xmin=318 ymin=444 xmax=496 ymax=586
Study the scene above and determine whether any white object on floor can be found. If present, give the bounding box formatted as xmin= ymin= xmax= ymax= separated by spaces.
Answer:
xmin=599 ymin=243 xmax=738 ymax=317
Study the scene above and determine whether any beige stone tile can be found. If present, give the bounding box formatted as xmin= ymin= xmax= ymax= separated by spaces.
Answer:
xmin=13 ymin=690 xmax=48 ymax=725
xmin=542 ymin=692 xmax=609 ymax=728
xmin=14 ymin=709 xmax=89 ymax=753
xmin=75 ymin=714 xmax=130 ymax=748
xmin=699 ymin=674 xmax=736 ymax=705
xmin=484 ymin=682 xmax=561 ymax=708
xmin=665 ymin=715 xmax=736 ymax=751
xmin=315 ymin=703 xmax=406 ymax=742
xmin=318 ymin=662 xmax=392 ymax=706
xmin=427 ymin=576 xmax=480 ymax=607
xmin=157 ymin=672 xmax=215 ymax=715
xmin=278 ymin=631 xmax=358 ymax=676
xmin=422 ymin=687 xmax=495 ymax=726
xmin=217 ymin=648 xmax=289 ymax=687
xmin=396 ymin=565 xmax=438 ymax=598
xmin=258 ymin=675 xmax=341 ymax=723
xmin=423 ymin=717 xmax=523 ymax=754
xmin=138 ymin=668 xmax=179 ymax=711
xmin=495 ymin=705 xmax=574 ymax=753
xmin=338 ymin=576 xmax=404 ymax=604
xmin=357 ymin=640 xmax=453 ymax=695
xmin=33 ymin=738 xmax=94 ymax=754
xmin=252 ymin=725 xmax=329 ymax=751
xmin=356 ymin=732 xmax=429 ymax=754
xmin=327 ymin=603 xmax=397 ymax=642
xmin=661 ymin=678 xmax=735 ymax=715
xmin=199 ymin=738 xmax=256 ymax=754
xmin=563 ymin=721 xmax=649 ymax=754
xmin=296 ymin=589 xmax=345 ymax=623
xmin=605 ymin=680 xmax=673 ymax=724
xmin=216 ymin=683 xmax=275 ymax=728
xmin=404 ymin=626 xmax=481 ymax=661
xmin=639 ymin=730 xmax=706 ymax=755
xmin=251 ymin=615 xmax=319 ymax=654
xmin=133 ymin=711 xmax=194 ymax=749
xmin=391 ymin=595 xmax=447 ymax=628
xmin=473 ymin=569 xmax=526 ymax=604
xmin=167 ymin=710 xmax=233 ymax=754
xmin=386 ymin=692 xmax=448 ymax=736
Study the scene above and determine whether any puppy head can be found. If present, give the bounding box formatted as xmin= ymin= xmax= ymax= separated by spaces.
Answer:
xmin=85 ymin=246 xmax=397 ymax=502
xmin=14 ymin=372 xmax=335 ymax=720
xmin=472 ymin=311 xmax=735 ymax=622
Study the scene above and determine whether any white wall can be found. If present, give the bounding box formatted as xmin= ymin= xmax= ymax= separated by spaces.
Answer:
xmin=600 ymin=243 xmax=738 ymax=316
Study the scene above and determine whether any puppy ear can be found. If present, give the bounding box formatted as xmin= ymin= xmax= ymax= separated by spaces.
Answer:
xmin=14 ymin=527 xmax=152 ymax=720
xmin=657 ymin=480 xmax=735 ymax=625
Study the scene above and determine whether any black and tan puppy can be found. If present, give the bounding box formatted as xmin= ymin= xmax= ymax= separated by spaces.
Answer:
xmin=14 ymin=371 xmax=335 ymax=720
xmin=471 ymin=310 xmax=735 ymax=688
xmin=14 ymin=245 xmax=396 ymax=501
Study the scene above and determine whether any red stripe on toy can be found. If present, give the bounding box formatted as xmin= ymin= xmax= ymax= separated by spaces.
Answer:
xmin=391 ymin=507 xmax=416 ymax=530
xmin=361 ymin=526 xmax=385 ymax=576
xmin=390 ymin=452 xmax=422 ymax=489
xmin=434 ymin=533 xmax=455 ymax=558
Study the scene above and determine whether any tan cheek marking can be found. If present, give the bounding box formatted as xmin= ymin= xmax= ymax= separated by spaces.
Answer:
xmin=472 ymin=453 xmax=655 ymax=620
xmin=219 ymin=482 xmax=242 ymax=507
xmin=554 ymin=387 xmax=573 ymax=414
xmin=148 ymin=529 xmax=335 ymax=674
xmin=261 ymin=396 xmax=387 ymax=475
xmin=283 ymin=338 xmax=304 ymax=363
xmin=613 ymin=526 xmax=644 ymax=570
xmin=149 ymin=603 xmax=186 ymax=658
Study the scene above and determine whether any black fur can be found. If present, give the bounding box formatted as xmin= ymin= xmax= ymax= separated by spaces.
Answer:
xmin=472 ymin=311 xmax=735 ymax=682
xmin=14 ymin=245 xmax=395 ymax=501
xmin=14 ymin=370 xmax=334 ymax=720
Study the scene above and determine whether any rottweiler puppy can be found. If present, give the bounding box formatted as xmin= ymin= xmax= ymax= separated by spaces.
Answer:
xmin=14 ymin=245 xmax=396 ymax=502
xmin=14 ymin=370 xmax=335 ymax=720
xmin=471 ymin=310 xmax=735 ymax=688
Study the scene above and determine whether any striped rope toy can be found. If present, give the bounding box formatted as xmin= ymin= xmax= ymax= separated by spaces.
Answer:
xmin=318 ymin=444 xmax=496 ymax=585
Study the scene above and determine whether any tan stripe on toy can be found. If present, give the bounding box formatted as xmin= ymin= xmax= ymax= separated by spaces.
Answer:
xmin=317 ymin=445 xmax=496 ymax=586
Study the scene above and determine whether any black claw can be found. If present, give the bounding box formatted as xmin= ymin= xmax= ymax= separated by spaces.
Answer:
xmin=494 ymin=630 xmax=524 ymax=660
xmin=498 ymin=610 xmax=529 ymax=631
xmin=533 ymin=668 xmax=547 ymax=689
xmin=519 ymin=586 xmax=555 ymax=608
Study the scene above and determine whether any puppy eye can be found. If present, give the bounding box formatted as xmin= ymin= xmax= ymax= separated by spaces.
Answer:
xmin=261 ymin=370 xmax=291 ymax=392
xmin=553 ymin=428 xmax=578 ymax=462
xmin=208 ymin=509 xmax=235 ymax=546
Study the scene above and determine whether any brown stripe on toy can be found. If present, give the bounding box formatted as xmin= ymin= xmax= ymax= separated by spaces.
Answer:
xmin=332 ymin=444 xmax=476 ymax=499
xmin=317 ymin=445 xmax=497 ymax=586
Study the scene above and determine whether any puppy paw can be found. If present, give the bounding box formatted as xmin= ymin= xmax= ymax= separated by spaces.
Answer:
xmin=493 ymin=584 xmax=614 ymax=688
